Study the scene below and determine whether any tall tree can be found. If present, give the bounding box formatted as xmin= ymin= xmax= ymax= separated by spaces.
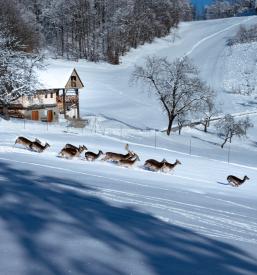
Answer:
xmin=132 ymin=56 xmax=213 ymax=135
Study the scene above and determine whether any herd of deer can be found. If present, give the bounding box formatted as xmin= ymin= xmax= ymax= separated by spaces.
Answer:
xmin=14 ymin=137 xmax=181 ymax=172
xmin=14 ymin=136 xmax=250 ymax=186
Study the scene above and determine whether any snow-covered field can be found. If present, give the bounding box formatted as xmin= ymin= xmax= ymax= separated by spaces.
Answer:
xmin=40 ymin=15 xmax=257 ymax=130
xmin=1 ymin=16 xmax=257 ymax=275
xmin=0 ymin=119 xmax=257 ymax=275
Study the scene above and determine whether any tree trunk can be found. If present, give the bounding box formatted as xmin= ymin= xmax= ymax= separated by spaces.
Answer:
xmin=166 ymin=116 xmax=175 ymax=136
xmin=221 ymin=137 xmax=229 ymax=148
xmin=204 ymin=122 xmax=208 ymax=132
xmin=178 ymin=126 xmax=182 ymax=135
xmin=204 ymin=118 xmax=209 ymax=132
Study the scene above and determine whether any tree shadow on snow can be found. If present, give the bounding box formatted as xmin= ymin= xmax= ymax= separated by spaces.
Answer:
xmin=0 ymin=161 xmax=256 ymax=275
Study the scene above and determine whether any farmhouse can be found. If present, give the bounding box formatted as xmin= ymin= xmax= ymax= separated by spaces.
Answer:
xmin=4 ymin=68 xmax=84 ymax=122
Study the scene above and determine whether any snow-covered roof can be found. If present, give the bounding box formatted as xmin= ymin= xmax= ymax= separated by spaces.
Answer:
xmin=36 ymin=66 xmax=77 ymax=90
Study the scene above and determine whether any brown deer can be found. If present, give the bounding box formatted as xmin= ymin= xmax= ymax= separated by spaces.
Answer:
xmin=84 ymin=150 xmax=104 ymax=161
xmin=144 ymin=159 xmax=167 ymax=172
xmin=64 ymin=144 xmax=87 ymax=151
xmin=162 ymin=159 xmax=182 ymax=173
xmin=227 ymin=175 xmax=249 ymax=187
xmin=29 ymin=140 xmax=50 ymax=153
xmin=102 ymin=144 xmax=134 ymax=162
xmin=15 ymin=137 xmax=43 ymax=150
xmin=118 ymin=154 xmax=140 ymax=168
xmin=59 ymin=146 xmax=86 ymax=159
xmin=15 ymin=136 xmax=33 ymax=149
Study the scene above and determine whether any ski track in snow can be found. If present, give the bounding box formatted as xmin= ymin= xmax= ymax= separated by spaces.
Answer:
xmin=1 ymin=148 xmax=257 ymax=246
xmin=55 ymin=181 xmax=257 ymax=245
xmin=185 ymin=17 xmax=255 ymax=57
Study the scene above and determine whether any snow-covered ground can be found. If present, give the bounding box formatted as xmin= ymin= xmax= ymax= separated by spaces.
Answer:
xmin=41 ymin=16 xmax=257 ymax=130
xmin=0 ymin=118 xmax=256 ymax=275
xmin=1 ymin=16 xmax=257 ymax=275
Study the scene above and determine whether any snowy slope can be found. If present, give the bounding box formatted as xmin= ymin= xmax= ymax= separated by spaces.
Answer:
xmin=1 ymin=16 xmax=257 ymax=275
xmin=42 ymin=16 xmax=257 ymax=130
xmin=0 ymin=120 xmax=257 ymax=275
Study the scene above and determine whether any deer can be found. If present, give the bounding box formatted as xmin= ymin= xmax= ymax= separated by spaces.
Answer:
xmin=144 ymin=158 xmax=167 ymax=172
xmin=64 ymin=144 xmax=87 ymax=151
xmin=29 ymin=140 xmax=50 ymax=153
xmin=15 ymin=137 xmax=43 ymax=150
xmin=59 ymin=146 xmax=86 ymax=159
xmin=102 ymin=144 xmax=134 ymax=162
xmin=118 ymin=154 xmax=140 ymax=168
xmin=84 ymin=150 xmax=104 ymax=161
xmin=15 ymin=136 xmax=33 ymax=149
xmin=161 ymin=159 xmax=182 ymax=173
xmin=227 ymin=175 xmax=249 ymax=187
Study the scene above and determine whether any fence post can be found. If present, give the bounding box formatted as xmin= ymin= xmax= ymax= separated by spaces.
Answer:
xmin=227 ymin=143 xmax=231 ymax=164
xmin=94 ymin=117 xmax=97 ymax=133
xmin=189 ymin=136 xmax=192 ymax=155
xmin=154 ymin=129 xmax=157 ymax=148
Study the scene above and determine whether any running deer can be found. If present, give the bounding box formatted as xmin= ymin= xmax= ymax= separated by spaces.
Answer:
xmin=30 ymin=140 xmax=50 ymax=153
xmin=64 ymin=144 xmax=87 ymax=151
xmin=144 ymin=159 xmax=167 ymax=172
xmin=15 ymin=137 xmax=43 ymax=150
xmin=84 ymin=150 xmax=104 ymax=161
xmin=118 ymin=154 xmax=140 ymax=168
xmin=15 ymin=136 xmax=33 ymax=149
xmin=102 ymin=144 xmax=134 ymax=162
xmin=59 ymin=146 xmax=86 ymax=159
xmin=227 ymin=175 xmax=249 ymax=187
xmin=162 ymin=159 xmax=182 ymax=173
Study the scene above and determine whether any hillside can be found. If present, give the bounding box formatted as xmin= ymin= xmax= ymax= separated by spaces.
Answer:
xmin=1 ymin=16 xmax=257 ymax=275
xmin=44 ymin=16 xmax=257 ymax=130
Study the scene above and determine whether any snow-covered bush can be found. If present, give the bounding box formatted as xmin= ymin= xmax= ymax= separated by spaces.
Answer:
xmin=0 ymin=29 xmax=43 ymax=118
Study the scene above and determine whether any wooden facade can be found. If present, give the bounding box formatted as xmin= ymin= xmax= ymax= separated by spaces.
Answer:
xmin=3 ymin=68 xmax=84 ymax=122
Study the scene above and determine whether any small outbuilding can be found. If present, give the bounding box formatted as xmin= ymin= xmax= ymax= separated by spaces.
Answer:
xmin=6 ymin=67 xmax=84 ymax=122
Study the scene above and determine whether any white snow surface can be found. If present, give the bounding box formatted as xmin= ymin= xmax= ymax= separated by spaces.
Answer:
xmin=1 ymin=16 xmax=257 ymax=275
xmin=37 ymin=67 xmax=74 ymax=90
xmin=41 ymin=15 xmax=257 ymax=130
xmin=0 ymin=119 xmax=257 ymax=275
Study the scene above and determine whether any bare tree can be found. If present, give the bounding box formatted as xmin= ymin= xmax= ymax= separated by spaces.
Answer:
xmin=215 ymin=115 xmax=253 ymax=148
xmin=132 ymin=56 xmax=212 ymax=135
xmin=199 ymin=89 xmax=219 ymax=132
xmin=177 ymin=112 xmax=190 ymax=135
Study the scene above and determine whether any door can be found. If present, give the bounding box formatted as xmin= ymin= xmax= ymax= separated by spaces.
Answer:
xmin=47 ymin=110 xmax=53 ymax=122
xmin=31 ymin=110 xmax=39 ymax=121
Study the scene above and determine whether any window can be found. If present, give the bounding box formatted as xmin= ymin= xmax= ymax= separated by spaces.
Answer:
xmin=45 ymin=94 xmax=48 ymax=99
xmin=50 ymin=93 xmax=53 ymax=98
xmin=71 ymin=75 xmax=77 ymax=87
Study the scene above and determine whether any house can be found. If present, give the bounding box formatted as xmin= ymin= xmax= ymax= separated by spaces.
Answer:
xmin=5 ymin=68 xmax=84 ymax=122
